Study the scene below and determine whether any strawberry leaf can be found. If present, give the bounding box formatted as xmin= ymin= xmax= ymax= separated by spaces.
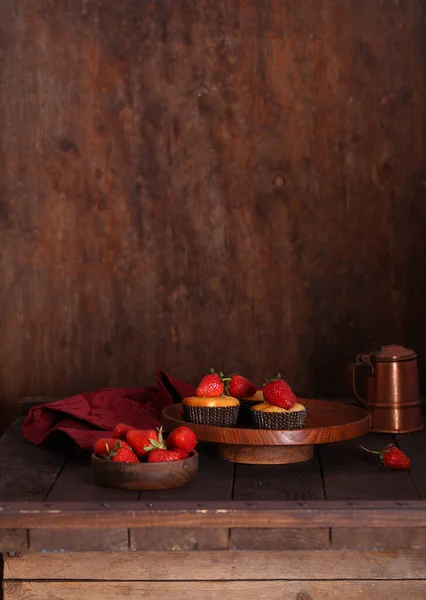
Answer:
xmin=157 ymin=426 xmax=164 ymax=445
xmin=149 ymin=438 xmax=166 ymax=450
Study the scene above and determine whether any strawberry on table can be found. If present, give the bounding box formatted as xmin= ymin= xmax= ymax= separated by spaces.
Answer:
xmin=111 ymin=446 xmax=139 ymax=463
xmin=196 ymin=369 xmax=225 ymax=397
xmin=228 ymin=374 xmax=256 ymax=398
xmin=360 ymin=444 xmax=411 ymax=470
xmin=113 ymin=423 xmax=134 ymax=440
xmin=148 ymin=449 xmax=182 ymax=463
xmin=167 ymin=426 xmax=197 ymax=452
xmin=263 ymin=374 xmax=297 ymax=409
xmin=94 ymin=438 xmax=129 ymax=459
xmin=126 ymin=427 xmax=166 ymax=458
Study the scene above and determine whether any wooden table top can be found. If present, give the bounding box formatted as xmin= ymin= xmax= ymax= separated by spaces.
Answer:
xmin=1 ymin=398 xmax=426 ymax=552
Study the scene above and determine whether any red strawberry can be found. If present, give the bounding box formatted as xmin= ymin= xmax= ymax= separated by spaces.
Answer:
xmin=147 ymin=449 xmax=182 ymax=463
xmin=167 ymin=426 xmax=197 ymax=452
xmin=126 ymin=427 xmax=166 ymax=458
xmin=174 ymin=448 xmax=190 ymax=459
xmin=94 ymin=438 xmax=128 ymax=459
xmin=360 ymin=444 xmax=411 ymax=470
xmin=111 ymin=446 xmax=139 ymax=463
xmin=263 ymin=374 xmax=296 ymax=409
xmin=113 ymin=423 xmax=134 ymax=440
xmin=196 ymin=369 xmax=224 ymax=397
xmin=228 ymin=374 xmax=256 ymax=398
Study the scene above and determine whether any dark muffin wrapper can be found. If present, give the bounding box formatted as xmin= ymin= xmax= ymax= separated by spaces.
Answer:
xmin=183 ymin=404 xmax=239 ymax=427
xmin=238 ymin=399 xmax=264 ymax=425
xmin=251 ymin=408 xmax=307 ymax=430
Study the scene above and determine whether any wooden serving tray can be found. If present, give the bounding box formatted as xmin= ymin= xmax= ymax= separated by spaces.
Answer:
xmin=162 ymin=399 xmax=371 ymax=464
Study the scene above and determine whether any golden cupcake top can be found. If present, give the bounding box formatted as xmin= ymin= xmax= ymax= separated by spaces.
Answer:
xmin=241 ymin=390 xmax=264 ymax=402
xmin=183 ymin=395 xmax=240 ymax=408
xmin=251 ymin=401 xmax=306 ymax=413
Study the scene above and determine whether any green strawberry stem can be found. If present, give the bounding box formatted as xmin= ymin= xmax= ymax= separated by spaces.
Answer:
xmin=263 ymin=373 xmax=282 ymax=386
xmin=360 ymin=443 xmax=393 ymax=457
xmin=359 ymin=445 xmax=381 ymax=455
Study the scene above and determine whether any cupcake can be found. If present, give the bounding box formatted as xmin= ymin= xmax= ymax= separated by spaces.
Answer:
xmin=251 ymin=401 xmax=307 ymax=430
xmin=182 ymin=396 xmax=240 ymax=427
xmin=238 ymin=390 xmax=265 ymax=425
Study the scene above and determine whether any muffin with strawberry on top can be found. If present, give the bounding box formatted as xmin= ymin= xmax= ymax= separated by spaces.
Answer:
xmin=183 ymin=369 xmax=240 ymax=427
xmin=250 ymin=375 xmax=307 ymax=430
xmin=225 ymin=374 xmax=264 ymax=425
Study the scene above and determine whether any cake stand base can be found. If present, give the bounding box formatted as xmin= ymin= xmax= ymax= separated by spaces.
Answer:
xmin=217 ymin=443 xmax=314 ymax=465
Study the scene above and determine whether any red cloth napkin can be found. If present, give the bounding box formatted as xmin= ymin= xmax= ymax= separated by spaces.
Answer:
xmin=22 ymin=371 xmax=195 ymax=451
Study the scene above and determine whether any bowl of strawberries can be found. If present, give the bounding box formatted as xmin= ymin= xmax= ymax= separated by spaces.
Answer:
xmin=91 ymin=424 xmax=198 ymax=490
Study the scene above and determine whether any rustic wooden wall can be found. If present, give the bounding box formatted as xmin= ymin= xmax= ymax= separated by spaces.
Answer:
xmin=1 ymin=0 xmax=425 ymax=426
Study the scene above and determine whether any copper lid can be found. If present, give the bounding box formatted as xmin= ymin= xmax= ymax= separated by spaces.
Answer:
xmin=373 ymin=344 xmax=417 ymax=362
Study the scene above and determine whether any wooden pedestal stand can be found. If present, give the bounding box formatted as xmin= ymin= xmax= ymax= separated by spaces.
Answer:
xmin=162 ymin=399 xmax=371 ymax=465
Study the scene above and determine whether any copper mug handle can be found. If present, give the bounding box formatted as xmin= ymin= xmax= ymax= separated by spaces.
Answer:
xmin=348 ymin=354 xmax=374 ymax=413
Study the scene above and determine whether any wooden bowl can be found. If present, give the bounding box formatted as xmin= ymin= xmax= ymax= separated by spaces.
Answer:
xmin=91 ymin=452 xmax=198 ymax=490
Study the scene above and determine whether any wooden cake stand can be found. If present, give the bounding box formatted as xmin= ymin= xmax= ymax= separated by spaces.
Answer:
xmin=162 ymin=399 xmax=371 ymax=464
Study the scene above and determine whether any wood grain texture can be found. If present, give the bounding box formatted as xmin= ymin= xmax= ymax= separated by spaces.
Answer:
xmin=396 ymin=427 xmax=426 ymax=499
xmin=332 ymin=528 xmax=426 ymax=550
xmin=163 ymin=400 xmax=371 ymax=445
xmin=130 ymin=528 xmax=229 ymax=551
xmin=4 ymin=550 xmax=426 ymax=580
xmin=5 ymin=580 xmax=426 ymax=600
xmin=319 ymin=432 xmax=419 ymax=500
xmin=231 ymin=451 xmax=329 ymax=548
xmin=1 ymin=0 xmax=426 ymax=430
xmin=29 ymin=528 xmax=129 ymax=552
xmin=0 ymin=418 xmax=67 ymax=501
xmin=0 ymin=530 xmax=28 ymax=553
xmin=2 ymin=501 xmax=426 ymax=529
xmin=92 ymin=451 xmax=198 ymax=490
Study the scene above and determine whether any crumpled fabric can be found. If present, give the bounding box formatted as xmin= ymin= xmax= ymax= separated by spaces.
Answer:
xmin=22 ymin=370 xmax=195 ymax=451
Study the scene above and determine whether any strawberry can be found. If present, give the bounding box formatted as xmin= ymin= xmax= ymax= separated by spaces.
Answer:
xmin=111 ymin=446 xmax=139 ymax=463
xmin=228 ymin=374 xmax=256 ymax=398
xmin=126 ymin=427 xmax=166 ymax=458
xmin=113 ymin=423 xmax=134 ymax=440
xmin=196 ymin=368 xmax=225 ymax=397
xmin=167 ymin=426 xmax=197 ymax=452
xmin=147 ymin=449 xmax=182 ymax=463
xmin=360 ymin=444 xmax=411 ymax=470
xmin=263 ymin=374 xmax=296 ymax=409
xmin=94 ymin=438 xmax=128 ymax=459
xmin=174 ymin=448 xmax=190 ymax=459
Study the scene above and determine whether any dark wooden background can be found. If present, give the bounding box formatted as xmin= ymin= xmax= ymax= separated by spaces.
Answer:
xmin=1 ymin=0 xmax=425 ymax=428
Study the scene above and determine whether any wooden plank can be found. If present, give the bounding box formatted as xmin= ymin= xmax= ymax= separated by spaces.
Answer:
xmin=230 ymin=528 xmax=328 ymax=550
xmin=231 ymin=453 xmax=328 ymax=549
xmin=319 ymin=433 xmax=419 ymax=500
xmin=47 ymin=450 xmax=139 ymax=502
xmin=396 ymin=428 xmax=426 ymax=499
xmin=5 ymin=580 xmax=426 ymax=600
xmin=139 ymin=451 xmax=234 ymax=502
xmin=29 ymin=528 xmax=128 ymax=552
xmin=39 ymin=450 xmax=135 ymax=551
xmin=5 ymin=550 xmax=426 ymax=581
xmin=130 ymin=528 xmax=228 ymax=551
xmin=2 ymin=501 xmax=426 ymax=529
xmin=332 ymin=528 xmax=426 ymax=550
xmin=1 ymin=0 xmax=425 ymax=451
xmin=0 ymin=530 xmax=28 ymax=552
xmin=0 ymin=418 xmax=67 ymax=502
xmin=132 ymin=451 xmax=233 ymax=550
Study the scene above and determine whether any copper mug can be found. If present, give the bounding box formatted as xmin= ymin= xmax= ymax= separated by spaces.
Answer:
xmin=349 ymin=344 xmax=423 ymax=433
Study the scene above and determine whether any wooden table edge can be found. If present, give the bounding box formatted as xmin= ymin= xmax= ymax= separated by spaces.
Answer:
xmin=1 ymin=500 xmax=426 ymax=528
